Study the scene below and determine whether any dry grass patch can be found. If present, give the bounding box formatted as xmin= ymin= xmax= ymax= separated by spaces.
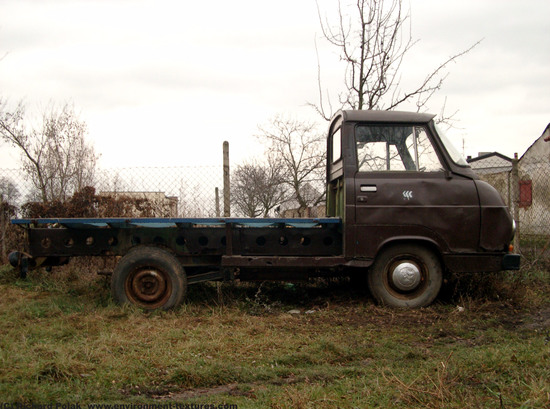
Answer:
xmin=0 ymin=264 xmax=548 ymax=407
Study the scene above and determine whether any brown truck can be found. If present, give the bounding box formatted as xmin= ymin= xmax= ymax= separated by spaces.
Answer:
xmin=9 ymin=110 xmax=519 ymax=309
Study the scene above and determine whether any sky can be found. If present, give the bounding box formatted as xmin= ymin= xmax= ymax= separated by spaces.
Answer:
xmin=1 ymin=0 xmax=549 ymax=169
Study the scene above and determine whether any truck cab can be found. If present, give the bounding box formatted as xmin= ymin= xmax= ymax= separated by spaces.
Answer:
xmin=327 ymin=110 xmax=518 ymax=307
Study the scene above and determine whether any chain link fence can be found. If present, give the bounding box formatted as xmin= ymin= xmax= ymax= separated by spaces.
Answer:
xmin=2 ymin=156 xmax=550 ymax=266
xmin=95 ymin=166 xmax=225 ymax=218
xmin=0 ymin=166 xmax=224 ymax=217
xmin=469 ymin=152 xmax=550 ymax=266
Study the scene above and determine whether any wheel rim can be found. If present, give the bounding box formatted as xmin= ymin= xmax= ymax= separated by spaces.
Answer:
xmin=384 ymin=257 xmax=427 ymax=299
xmin=125 ymin=266 xmax=172 ymax=308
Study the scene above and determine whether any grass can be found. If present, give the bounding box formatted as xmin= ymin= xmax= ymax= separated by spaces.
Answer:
xmin=0 ymin=263 xmax=548 ymax=408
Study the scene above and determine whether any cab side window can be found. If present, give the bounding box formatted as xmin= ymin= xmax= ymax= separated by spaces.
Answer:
xmin=356 ymin=125 xmax=443 ymax=172
xmin=331 ymin=128 xmax=342 ymax=163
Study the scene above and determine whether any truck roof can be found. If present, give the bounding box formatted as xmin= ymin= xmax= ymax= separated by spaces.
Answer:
xmin=337 ymin=110 xmax=436 ymax=124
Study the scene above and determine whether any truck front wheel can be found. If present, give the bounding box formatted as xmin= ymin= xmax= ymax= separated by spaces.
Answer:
xmin=368 ymin=244 xmax=442 ymax=308
xmin=111 ymin=246 xmax=187 ymax=310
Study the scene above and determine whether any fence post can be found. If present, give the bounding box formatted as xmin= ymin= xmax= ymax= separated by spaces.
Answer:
xmin=511 ymin=153 xmax=520 ymax=253
xmin=215 ymin=187 xmax=220 ymax=218
xmin=223 ymin=141 xmax=230 ymax=217
xmin=220 ymin=143 xmax=231 ymax=305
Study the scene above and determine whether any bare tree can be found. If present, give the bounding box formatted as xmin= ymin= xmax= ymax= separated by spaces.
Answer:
xmin=232 ymin=157 xmax=287 ymax=218
xmin=0 ymin=177 xmax=19 ymax=205
xmin=258 ymin=117 xmax=326 ymax=216
xmin=0 ymin=101 xmax=98 ymax=202
xmin=312 ymin=0 xmax=479 ymax=119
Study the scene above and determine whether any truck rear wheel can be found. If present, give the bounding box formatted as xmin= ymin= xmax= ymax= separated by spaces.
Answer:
xmin=111 ymin=246 xmax=186 ymax=310
xmin=368 ymin=244 xmax=442 ymax=308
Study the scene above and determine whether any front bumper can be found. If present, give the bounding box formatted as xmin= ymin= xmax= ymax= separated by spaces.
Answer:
xmin=444 ymin=252 xmax=521 ymax=273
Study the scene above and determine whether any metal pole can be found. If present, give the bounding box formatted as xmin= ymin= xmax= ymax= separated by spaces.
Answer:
xmin=511 ymin=153 xmax=520 ymax=253
xmin=223 ymin=141 xmax=230 ymax=217
xmin=220 ymin=143 xmax=231 ymax=304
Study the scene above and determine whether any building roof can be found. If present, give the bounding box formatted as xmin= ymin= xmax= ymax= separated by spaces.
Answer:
xmin=467 ymin=152 xmax=513 ymax=164
xmin=467 ymin=152 xmax=513 ymax=175
xmin=520 ymin=122 xmax=550 ymax=161
xmin=543 ymin=123 xmax=550 ymax=142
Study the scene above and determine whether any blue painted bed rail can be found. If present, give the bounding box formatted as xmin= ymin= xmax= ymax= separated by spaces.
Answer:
xmin=12 ymin=217 xmax=342 ymax=229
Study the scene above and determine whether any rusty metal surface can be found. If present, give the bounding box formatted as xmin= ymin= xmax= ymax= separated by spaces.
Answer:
xmin=23 ymin=221 xmax=344 ymax=264
xmin=125 ymin=266 xmax=172 ymax=308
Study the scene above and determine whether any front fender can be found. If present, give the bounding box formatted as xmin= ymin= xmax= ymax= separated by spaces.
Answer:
xmin=475 ymin=180 xmax=514 ymax=251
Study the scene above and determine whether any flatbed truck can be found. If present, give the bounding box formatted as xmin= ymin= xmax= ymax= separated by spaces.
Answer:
xmin=9 ymin=110 xmax=520 ymax=309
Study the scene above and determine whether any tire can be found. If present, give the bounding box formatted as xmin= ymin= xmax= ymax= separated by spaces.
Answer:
xmin=368 ymin=244 xmax=442 ymax=308
xmin=111 ymin=246 xmax=187 ymax=310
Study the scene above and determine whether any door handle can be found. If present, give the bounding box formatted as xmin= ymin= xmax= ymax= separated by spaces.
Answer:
xmin=360 ymin=185 xmax=377 ymax=192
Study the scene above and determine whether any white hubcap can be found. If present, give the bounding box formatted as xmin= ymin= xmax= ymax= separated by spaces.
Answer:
xmin=391 ymin=262 xmax=421 ymax=291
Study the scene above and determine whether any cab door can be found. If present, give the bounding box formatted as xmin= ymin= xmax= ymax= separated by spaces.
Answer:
xmin=353 ymin=124 xmax=480 ymax=258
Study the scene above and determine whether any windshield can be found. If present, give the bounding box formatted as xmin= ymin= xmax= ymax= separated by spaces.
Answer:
xmin=434 ymin=124 xmax=469 ymax=167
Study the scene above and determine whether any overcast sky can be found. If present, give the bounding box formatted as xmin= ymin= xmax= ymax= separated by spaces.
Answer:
xmin=1 ymin=0 xmax=549 ymax=169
